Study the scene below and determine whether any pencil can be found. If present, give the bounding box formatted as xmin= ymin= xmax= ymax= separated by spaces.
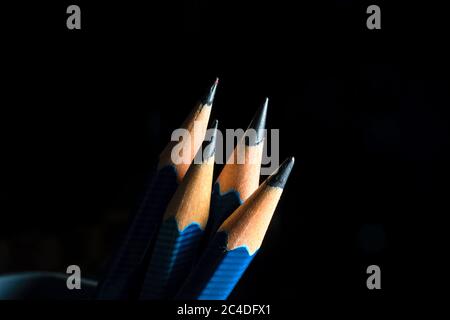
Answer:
xmin=139 ymin=120 xmax=218 ymax=299
xmin=176 ymin=157 xmax=294 ymax=300
xmin=96 ymin=79 xmax=218 ymax=299
xmin=204 ymin=98 xmax=268 ymax=241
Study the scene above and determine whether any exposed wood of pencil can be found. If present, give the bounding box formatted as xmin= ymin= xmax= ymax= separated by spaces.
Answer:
xmin=158 ymin=78 xmax=218 ymax=182
xmin=217 ymin=98 xmax=268 ymax=201
xmin=201 ymin=99 xmax=268 ymax=246
xmin=139 ymin=121 xmax=218 ymax=299
xmin=219 ymin=156 xmax=293 ymax=255
xmin=176 ymin=157 xmax=294 ymax=300
xmin=164 ymin=124 xmax=217 ymax=231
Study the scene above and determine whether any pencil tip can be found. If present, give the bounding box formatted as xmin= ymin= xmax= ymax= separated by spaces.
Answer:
xmin=202 ymin=119 xmax=219 ymax=160
xmin=211 ymin=119 xmax=219 ymax=130
xmin=245 ymin=98 xmax=269 ymax=146
xmin=266 ymin=157 xmax=295 ymax=189
xmin=201 ymin=78 xmax=219 ymax=106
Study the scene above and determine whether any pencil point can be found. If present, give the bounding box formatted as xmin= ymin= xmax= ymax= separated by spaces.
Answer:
xmin=202 ymin=120 xmax=219 ymax=160
xmin=245 ymin=98 xmax=268 ymax=146
xmin=201 ymin=78 xmax=219 ymax=106
xmin=266 ymin=157 xmax=295 ymax=189
xmin=211 ymin=119 xmax=219 ymax=130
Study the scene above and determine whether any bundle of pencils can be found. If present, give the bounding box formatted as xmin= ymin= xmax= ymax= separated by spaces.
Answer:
xmin=96 ymin=79 xmax=218 ymax=299
xmin=97 ymin=79 xmax=294 ymax=300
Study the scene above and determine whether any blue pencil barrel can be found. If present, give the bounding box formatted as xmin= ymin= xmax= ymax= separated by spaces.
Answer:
xmin=176 ymin=232 xmax=255 ymax=300
xmin=96 ymin=166 xmax=178 ymax=299
xmin=140 ymin=219 xmax=203 ymax=299
xmin=204 ymin=184 xmax=242 ymax=242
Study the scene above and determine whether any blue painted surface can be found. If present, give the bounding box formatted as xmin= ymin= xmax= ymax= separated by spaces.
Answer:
xmin=176 ymin=232 xmax=255 ymax=300
xmin=96 ymin=166 xmax=178 ymax=299
xmin=204 ymin=183 xmax=242 ymax=242
xmin=140 ymin=219 xmax=203 ymax=299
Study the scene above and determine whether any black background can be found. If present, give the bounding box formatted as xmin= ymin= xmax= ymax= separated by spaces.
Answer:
xmin=1 ymin=0 xmax=449 ymax=308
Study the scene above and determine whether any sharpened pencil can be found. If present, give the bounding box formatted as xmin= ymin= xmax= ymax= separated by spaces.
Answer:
xmin=95 ymin=79 xmax=218 ymax=299
xmin=139 ymin=121 xmax=218 ymax=299
xmin=176 ymin=157 xmax=294 ymax=300
xmin=204 ymin=98 xmax=268 ymax=241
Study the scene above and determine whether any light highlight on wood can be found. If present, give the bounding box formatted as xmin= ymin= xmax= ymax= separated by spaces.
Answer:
xmin=219 ymin=184 xmax=283 ymax=255
xmin=163 ymin=155 xmax=215 ymax=231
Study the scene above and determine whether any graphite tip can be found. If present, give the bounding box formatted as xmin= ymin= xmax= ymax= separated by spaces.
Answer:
xmin=201 ymin=78 xmax=219 ymax=106
xmin=266 ymin=157 xmax=295 ymax=189
xmin=245 ymin=97 xmax=268 ymax=146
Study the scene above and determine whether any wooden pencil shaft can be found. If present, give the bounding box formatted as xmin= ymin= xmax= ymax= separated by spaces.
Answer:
xmin=217 ymin=143 xmax=263 ymax=201
xmin=158 ymin=80 xmax=217 ymax=181
xmin=177 ymin=157 xmax=294 ymax=300
xmin=96 ymin=82 xmax=217 ymax=299
xmin=205 ymin=101 xmax=268 ymax=243
xmin=176 ymin=185 xmax=284 ymax=300
xmin=140 ymin=125 xmax=217 ymax=299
